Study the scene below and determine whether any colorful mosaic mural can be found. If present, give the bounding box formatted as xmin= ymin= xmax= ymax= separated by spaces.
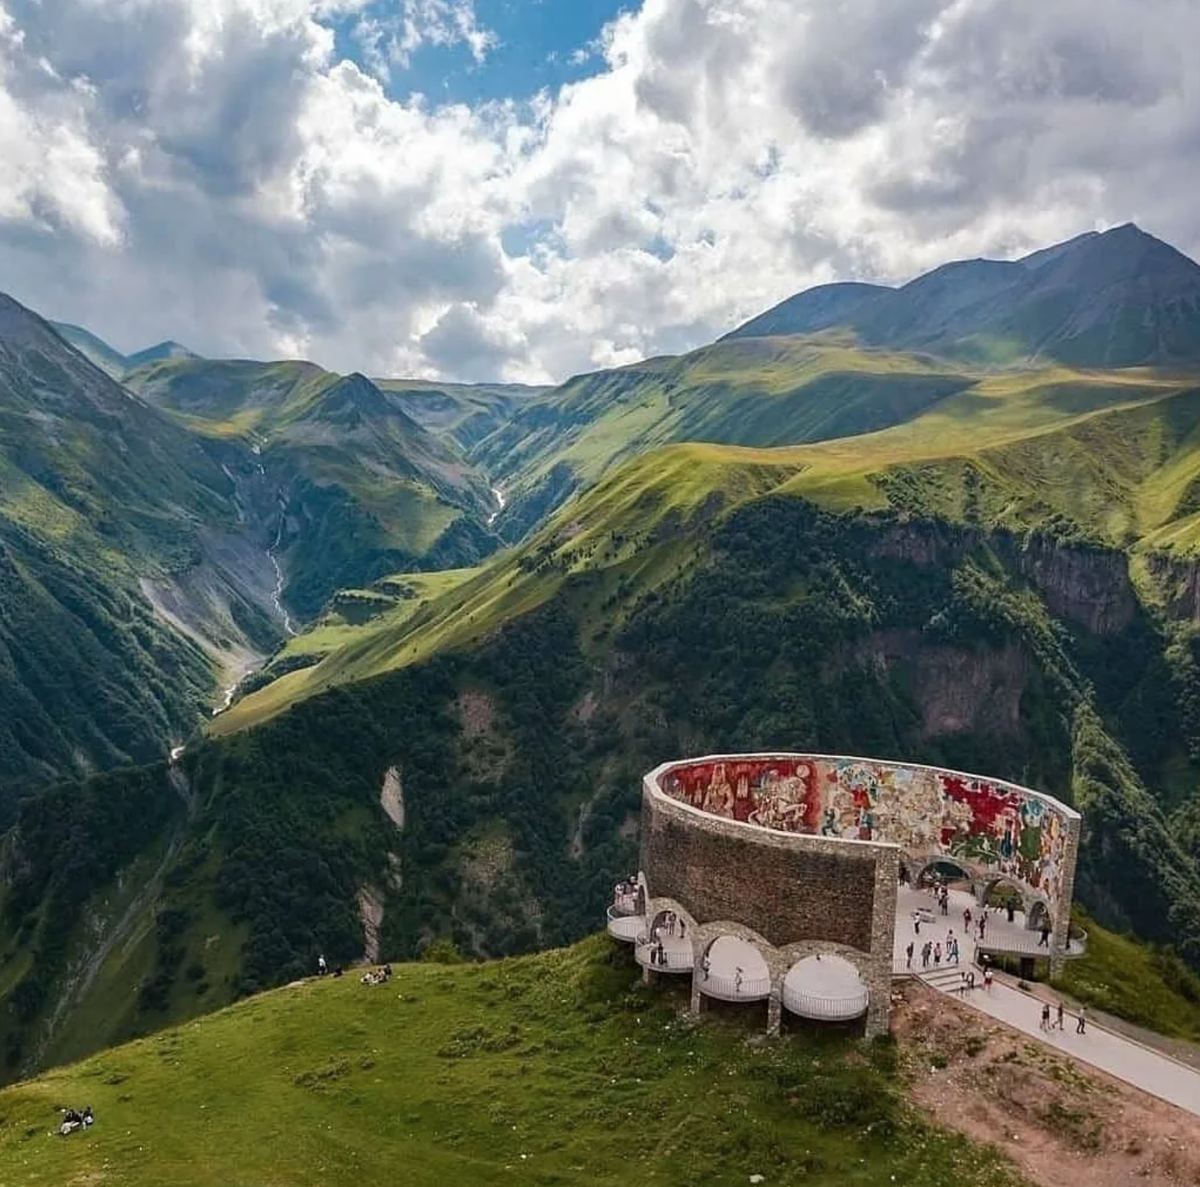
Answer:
xmin=658 ymin=757 xmax=1073 ymax=910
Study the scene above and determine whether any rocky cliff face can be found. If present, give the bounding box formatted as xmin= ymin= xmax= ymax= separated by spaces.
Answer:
xmin=845 ymin=630 xmax=1031 ymax=740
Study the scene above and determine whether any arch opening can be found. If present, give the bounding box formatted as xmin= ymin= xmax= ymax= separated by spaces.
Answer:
xmin=698 ymin=936 xmax=771 ymax=1002
xmin=636 ymin=908 xmax=693 ymax=973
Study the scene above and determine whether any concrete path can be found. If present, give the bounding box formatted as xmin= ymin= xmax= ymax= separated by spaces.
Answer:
xmin=942 ymin=976 xmax=1200 ymax=1118
xmin=893 ymin=885 xmax=1200 ymax=1118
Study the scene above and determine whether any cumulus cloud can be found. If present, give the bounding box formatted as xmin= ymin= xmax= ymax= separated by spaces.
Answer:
xmin=0 ymin=0 xmax=1196 ymax=383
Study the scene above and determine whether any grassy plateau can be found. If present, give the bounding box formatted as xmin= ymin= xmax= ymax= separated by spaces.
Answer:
xmin=0 ymin=937 xmax=1025 ymax=1187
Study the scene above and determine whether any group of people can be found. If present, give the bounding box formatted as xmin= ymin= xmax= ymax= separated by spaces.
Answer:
xmin=58 ymin=1106 xmax=94 ymax=1137
xmin=907 ymin=931 xmax=963 ymax=969
xmin=613 ymin=875 xmax=641 ymax=909
xmin=1040 ymin=999 xmax=1087 ymax=1033
xmin=360 ymin=964 xmax=393 ymax=986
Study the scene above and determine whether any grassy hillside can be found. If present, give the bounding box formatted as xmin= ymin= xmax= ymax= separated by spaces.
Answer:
xmin=375 ymin=377 xmax=548 ymax=454
xmin=216 ymin=365 xmax=1200 ymax=732
xmin=127 ymin=359 xmax=499 ymax=618
xmin=0 ymin=298 xmax=271 ymax=794
xmin=0 ymin=937 xmax=1031 ymax=1187
xmin=14 ymin=481 xmax=1200 ymax=1079
xmin=465 ymin=331 xmax=1200 ymax=541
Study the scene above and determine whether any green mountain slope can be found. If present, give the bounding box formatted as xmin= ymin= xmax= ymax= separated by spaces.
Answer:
xmin=11 ymin=427 xmax=1200 ymax=1076
xmin=468 ymin=336 xmax=990 ymax=539
xmin=47 ymin=322 xmax=130 ymax=379
xmin=0 ymin=938 xmax=1034 ymax=1187
xmin=126 ymin=359 xmax=499 ymax=618
xmin=375 ymin=378 xmax=549 ymax=454
xmin=0 ymin=297 xmax=281 ymax=796
xmin=725 ymin=224 xmax=1200 ymax=369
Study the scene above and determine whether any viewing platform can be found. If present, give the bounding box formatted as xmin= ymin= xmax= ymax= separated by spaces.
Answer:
xmin=606 ymin=904 xmax=645 ymax=942
xmin=782 ymin=954 xmax=870 ymax=1021
xmin=697 ymin=936 xmax=771 ymax=1002
xmin=895 ymin=885 xmax=1087 ymax=970
xmin=635 ymin=932 xmax=694 ymax=973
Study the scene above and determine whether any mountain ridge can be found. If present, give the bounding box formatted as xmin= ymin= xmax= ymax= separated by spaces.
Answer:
xmin=724 ymin=223 xmax=1200 ymax=369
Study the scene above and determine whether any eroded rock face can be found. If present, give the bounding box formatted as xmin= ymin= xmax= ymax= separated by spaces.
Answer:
xmin=380 ymin=765 xmax=404 ymax=830
xmin=1012 ymin=539 xmax=1137 ymax=635
xmin=357 ymin=884 xmax=384 ymax=963
xmin=844 ymin=630 xmax=1030 ymax=739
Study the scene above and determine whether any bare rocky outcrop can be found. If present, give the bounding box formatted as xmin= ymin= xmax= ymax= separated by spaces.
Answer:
xmin=1011 ymin=538 xmax=1137 ymax=635
xmin=871 ymin=521 xmax=1140 ymax=636
xmin=845 ymin=630 xmax=1030 ymax=738
xmin=572 ymin=690 xmax=599 ymax=724
xmin=1141 ymin=550 xmax=1200 ymax=623
xmin=380 ymin=765 xmax=404 ymax=830
xmin=357 ymin=884 xmax=384 ymax=963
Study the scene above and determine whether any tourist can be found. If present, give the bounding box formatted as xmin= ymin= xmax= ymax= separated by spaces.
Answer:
xmin=921 ymin=942 xmax=931 ymax=969
xmin=679 ymin=919 xmax=687 ymax=938
xmin=964 ymin=906 xmax=972 ymax=931
xmin=702 ymin=953 xmax=711 ymax=980
xmin=913 ymin=913 xmax=922 ymax=935
xmin=1076 ymin=1006 xmax=1087 ymax=1034
xmin=1040 ymin=1002 xmax=1051 ymax=1031
xmin=1007 ymin=900 xmax=1016 ymax=923
xmin=933 ymin=941 xmax=942 ymax=967
xmin=735 ymin=967 xmax=744 ymax=993
xmin=950 ymin=938 xmax=960 ymax=965
xmin=983 ymin=967 xmax=993 ymax=991
xmin=1038 ymin=923 xmax=1051 ymax=948
xmin=1056 ymin=1001 xmax=1064 ymax=1030
xmin=978 ymin=915 xmax=987 ymax=940
xmin=905 ymin=941 xmax=914 ymax=969
xmin=317 ymin=954 xmax=327 ymax=976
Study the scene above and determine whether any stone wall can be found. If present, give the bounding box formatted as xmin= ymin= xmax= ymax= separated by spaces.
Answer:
xmin=655 ymin=752 xmax=1080 ymax=930
xmin=641 ymin=797 xmax=881 ymax=950
xmin=639 ymin=780 xmax=899 ymax=1037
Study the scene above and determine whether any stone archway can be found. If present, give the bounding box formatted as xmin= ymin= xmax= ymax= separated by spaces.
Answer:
xmin=912 ymin=856 xmax=977 ymax=896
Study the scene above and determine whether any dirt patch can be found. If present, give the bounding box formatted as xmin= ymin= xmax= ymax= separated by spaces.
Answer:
xmin=573 ymin=691 xmax=599 ymax=724
xmin=458 ymin=690 xmax=497 ymax=738
xmin=379 ymin=765 xmax=404 ymax=830
xmin=894 ymin=982 xmax=1200 ymax=1187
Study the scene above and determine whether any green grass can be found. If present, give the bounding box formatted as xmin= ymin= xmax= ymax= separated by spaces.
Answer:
xmin=1054 ymin=915 xmax=1200 ymax=1041
xmin=0 ymin=937 xmax=1027 ymax=1187
xmin=212 ymin=370 xmax=1200 ymax=736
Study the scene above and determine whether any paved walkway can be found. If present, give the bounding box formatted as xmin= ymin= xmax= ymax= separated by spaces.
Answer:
xmin=894 ymin=885 xmax=1200 ymax=1118
xmin=943 ymin=976 xmax=1200 ymax=1118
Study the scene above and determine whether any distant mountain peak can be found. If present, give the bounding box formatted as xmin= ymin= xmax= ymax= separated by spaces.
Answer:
xmin=126 ymin=340 xmax=200 ymax=369
xmin=724 ymin=225 xmax=1200 ymax=368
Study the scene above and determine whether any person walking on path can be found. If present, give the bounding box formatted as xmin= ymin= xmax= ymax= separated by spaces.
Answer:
xmin=1056 ymin=1001 xmax=1065 ymax=1030
xmin=1040 ymin=1002 xmax=1051 ymax=1031
xmin=1076 ymin=1006 xmax=1087 ymax=1034
xmin=1038 ymin=923 xmax=1051 ymax=948
xmin=317 ymin=954 xmax=327 ymax=976
xmin=906 ymin=941 xmax=914 ymax=969
xmin=964 ymin=906 xmax=972 ymax=931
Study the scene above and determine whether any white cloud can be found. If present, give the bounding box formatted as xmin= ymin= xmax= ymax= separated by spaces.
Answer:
xmin=0 ymin=0 xmax=1197 ymax=383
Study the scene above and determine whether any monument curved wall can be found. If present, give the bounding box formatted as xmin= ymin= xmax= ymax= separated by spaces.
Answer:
xmin=649 ymin=753 xmax=1080 ymax=924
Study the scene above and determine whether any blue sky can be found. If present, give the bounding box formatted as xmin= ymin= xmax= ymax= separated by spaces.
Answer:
xmin=330 ymin=0 xmax=629 ymax=105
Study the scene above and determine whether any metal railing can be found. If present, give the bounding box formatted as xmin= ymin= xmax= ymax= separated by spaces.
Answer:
xmin=782 ymin=984 xmax=869 ymax=1021
xmin=634 ymin=938 xmax=694 ymax=972
xmin=606 ymin=906 xmax=644 ymax=941
xmin=697 ymin=972 xmax=771 ymax=1001
xmin=975 ymin=930 xmax=1088 ymax=958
